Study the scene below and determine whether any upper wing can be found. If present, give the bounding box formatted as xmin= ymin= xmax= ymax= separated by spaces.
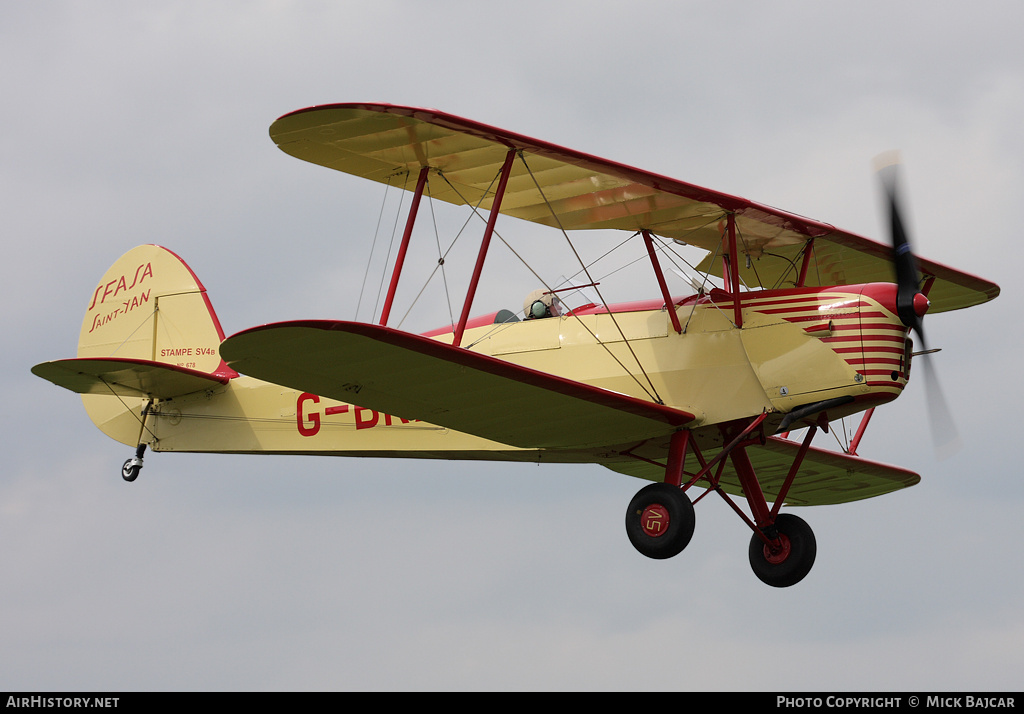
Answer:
xmin=32 ymin=357 xmax=231 ymax=399
xmin=269 ymin=103 xmax=999 ymax=314
xmin=603 ymin=435 xmax=920 ymax=506
xmin=219 ymin=320 xmax=695 ymax=450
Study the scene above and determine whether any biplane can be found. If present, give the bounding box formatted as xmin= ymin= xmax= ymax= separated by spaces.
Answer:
xmin=33 ymin=103 xmax=1000 ymax=587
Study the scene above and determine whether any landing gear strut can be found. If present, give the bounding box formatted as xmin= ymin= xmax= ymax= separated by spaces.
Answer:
xmin=623 ymin=415 xmax=821 ymax=587
xmin=122 ymin=399 xmax=153 ymax=483
xmin=624 ymin=430 xmax=695 ymax=560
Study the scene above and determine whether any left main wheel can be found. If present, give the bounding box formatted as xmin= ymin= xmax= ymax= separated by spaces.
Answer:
xmin=625 ymin=482 xmax=695 ymax=559
xmin=748 ymin=513 xmax=816 ymax=587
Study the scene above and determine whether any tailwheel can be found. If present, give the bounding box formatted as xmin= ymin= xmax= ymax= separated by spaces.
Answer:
xmin=121 ymin=459 xmax=141 ymax=482
xmin=625 ymin=482 xmax=695 ymax=559
xmin=748 ymin=513 xmax=816 ymax=587
xmin=121 ymin=444 xmax=146 ymax=483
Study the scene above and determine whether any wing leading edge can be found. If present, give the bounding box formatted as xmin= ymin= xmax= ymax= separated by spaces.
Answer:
xmin=219 ymin=321 xmax=695 ymax=450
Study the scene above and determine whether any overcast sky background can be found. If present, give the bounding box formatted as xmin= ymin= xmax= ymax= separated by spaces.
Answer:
xmin=3 ymin=1 xmax=1021 ymax=691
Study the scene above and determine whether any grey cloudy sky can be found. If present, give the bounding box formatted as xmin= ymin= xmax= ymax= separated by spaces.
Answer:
xmin=3 ymin=1 xmax=1022 ymax=691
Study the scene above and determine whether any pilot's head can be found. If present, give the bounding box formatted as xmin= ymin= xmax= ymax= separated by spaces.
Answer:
xmin=523 ymin=289 xmax=562 ymax=319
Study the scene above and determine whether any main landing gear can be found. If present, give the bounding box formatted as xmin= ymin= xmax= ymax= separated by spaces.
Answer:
xmin=625 ymin=482 xmax=695 ymax=559
xmin=747 ymin=513 xmax=816 ymax=588
xmin=623 ymin=414 xmax=818 ymax=588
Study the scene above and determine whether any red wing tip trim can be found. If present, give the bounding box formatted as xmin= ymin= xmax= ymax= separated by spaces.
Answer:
xmin=225 ymin=319 xmax=696 ymax=427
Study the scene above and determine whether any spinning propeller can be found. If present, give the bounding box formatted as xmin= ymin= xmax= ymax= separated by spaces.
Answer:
xmin=875 ymin=152 xmax=961 ymax=457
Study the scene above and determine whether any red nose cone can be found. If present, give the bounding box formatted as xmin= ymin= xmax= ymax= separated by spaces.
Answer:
xmin=913 ymin=292 xmax=930 ymax=318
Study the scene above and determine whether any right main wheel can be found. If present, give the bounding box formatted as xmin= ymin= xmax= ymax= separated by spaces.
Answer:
xmin=748 ymin=513 xmax=816 ymax=587
xmin=624 ymin=482 xmax=695 ymax=560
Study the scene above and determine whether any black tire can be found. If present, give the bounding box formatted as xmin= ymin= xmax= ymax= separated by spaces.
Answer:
xmin=121 ymin=459 xmax=140 ymax=482
xmin=748 ymin=513 xmax=816 ymax=587
xmin=624 ymin=482 xmax=695 ymax=559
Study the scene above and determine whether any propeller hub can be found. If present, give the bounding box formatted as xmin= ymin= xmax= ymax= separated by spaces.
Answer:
xmin=913 ymin=292 xmax=930 ymax=318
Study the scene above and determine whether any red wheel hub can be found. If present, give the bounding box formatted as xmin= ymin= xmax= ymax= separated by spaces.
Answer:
xmin=763 ymin=534 xmax=792 ymax=564
xmin=640 ymin=504 xmax=670 ymax=537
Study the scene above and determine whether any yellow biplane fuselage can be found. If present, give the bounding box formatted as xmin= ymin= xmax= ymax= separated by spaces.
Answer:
xmin=76 ymin=245 xmax=908 ymax=474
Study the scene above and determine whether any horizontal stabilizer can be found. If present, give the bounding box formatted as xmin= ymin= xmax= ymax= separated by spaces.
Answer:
xmin=220 ymin=321 xmax=695 ymax=449
xmin=32 ymin=357 xmax=232 ymax=399
xmin=604 ymin=436 xmax=920 ymax=506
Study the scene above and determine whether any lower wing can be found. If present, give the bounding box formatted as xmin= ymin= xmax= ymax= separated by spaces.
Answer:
xmin=603 ymin=435 xmax=920 ymax=506
xmin=219 ymin=320 xmax=695 ymax=450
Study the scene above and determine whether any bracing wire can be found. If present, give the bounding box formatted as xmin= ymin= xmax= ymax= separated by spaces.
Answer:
xmin=356 ymin=173 xmax=397 ymax=321
xmin=427 ymin=163 xmax=661 ymax=402
xmin=733 ymin=222 xmax=766 ymax=290
xmin=394 ymin=169 xmax=502 ymax=329
xmin=99 ymin=380 xmax=159 ymax=442
xmin=517 ymin=152 xmax=665 ymax=404
xmin=370 ymin=172 xmax=409 ymax=322
xmin=426 ymin=182 xmax=456 ymax=328
xmin=435 ymin=169 xmax=548 ymax=287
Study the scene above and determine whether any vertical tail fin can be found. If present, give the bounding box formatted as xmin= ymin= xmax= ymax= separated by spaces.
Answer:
xmin=73 ymin=244 xmax=233 ymax=446
xmin=78 ymin=244 xmax=230 ymax=373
